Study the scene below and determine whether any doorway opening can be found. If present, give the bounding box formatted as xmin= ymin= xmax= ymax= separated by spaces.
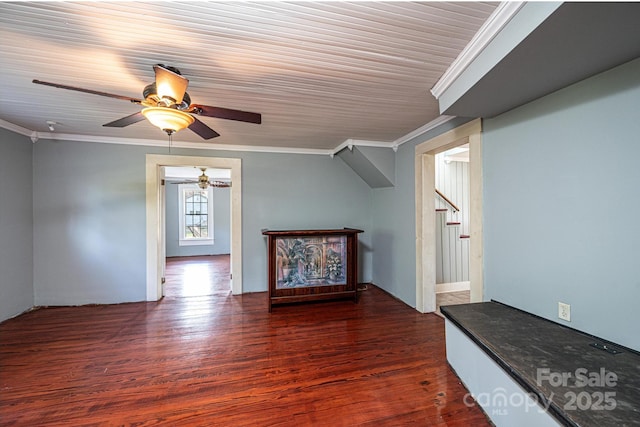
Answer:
xmin=145 ymin=154 xmax=242 ymax=301
xmin=434 ymin=144 xmax=471 ymax=315
xmin=414 ymin=119 xmax=482 ymax=313
xmin=163 ymin=165 xmax=232 ymax=297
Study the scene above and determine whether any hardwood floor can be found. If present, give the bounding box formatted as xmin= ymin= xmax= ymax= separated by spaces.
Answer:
xmin=0 ymin=282 xmax=489 ymax=425
xmin=436 ymin=291 xmax=471 ymax=317
xmin=164 ymin=255 xmax=231 ymax=297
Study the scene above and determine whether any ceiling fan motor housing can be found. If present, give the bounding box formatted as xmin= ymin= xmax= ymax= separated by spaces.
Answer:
xmin=143 ymin=82 xmax=191 ymax=110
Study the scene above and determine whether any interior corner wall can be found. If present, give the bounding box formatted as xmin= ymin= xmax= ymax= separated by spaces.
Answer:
xmin=483 ymin=57 xmax=640 ymax=351
xmin=239 ymin=150 xmax=373 ymax=290
xmin=0 ymin=128 xmax=34 ymax=322
xmin=370 ymin=117 xmax=474 ymax=307
xmin=33 ymin=140 xmax=152 ymax=305
xmin=165 ymin=183 xmax=231 ymax=257
xmin=31 ymin=139 xmax=372 ymax=306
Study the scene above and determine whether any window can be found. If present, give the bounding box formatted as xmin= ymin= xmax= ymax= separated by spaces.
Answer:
xmin=179 ymin=184 xmax=214 ymax=246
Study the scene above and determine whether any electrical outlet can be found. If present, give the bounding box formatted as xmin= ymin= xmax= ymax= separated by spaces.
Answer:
xmin=558 ymin=302 xmax=571 ymax=321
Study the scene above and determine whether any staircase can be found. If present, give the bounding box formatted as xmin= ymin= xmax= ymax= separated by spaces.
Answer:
xmin=435 ymin=208 xmax=469 ymax=284
xmin=434 ymin=151 xmax=470 ymax=292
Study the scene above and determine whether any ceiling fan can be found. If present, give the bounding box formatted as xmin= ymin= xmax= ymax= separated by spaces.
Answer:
xmin=170 ymin=168 xmax=231 ymax=189
xmin=32 ymin=64 xmax=261 ymax=140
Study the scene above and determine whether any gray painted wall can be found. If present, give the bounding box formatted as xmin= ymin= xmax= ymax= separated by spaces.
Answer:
xmin=241 ymin=150 xmax=372 ymax=290
xmin=0 ymin=129 xmax=34 ymax=321
xmin=337 ymin=146 xmax=396 ymax=188
xmin=30 ymin=139 xmax=372 ymax=305
xmin=165 ymin=182 xmax=231 ymax=257
xmin=369 ymin=117 xmax=474 ymax=306
xmin=483 ymin=57 xmax=640 ymax=351
xmin=358 ymin=146 xmax=395 ymax=186
xmin=33 ymin=140 xmax=152 ymax=305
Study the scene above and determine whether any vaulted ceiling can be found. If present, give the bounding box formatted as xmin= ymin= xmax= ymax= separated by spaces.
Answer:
xmin=0 ymin=1 xmax=497 ymax=151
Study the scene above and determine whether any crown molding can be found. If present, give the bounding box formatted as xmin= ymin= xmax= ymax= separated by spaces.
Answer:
xmin=392 ymin=115 xmax=456 ymax=149
xmin=43 ymin=132 xmax=332 ymax=155
xmin=174 ymin=141 xmax=330 ymax=156
xmin=430 ymin=1 xmax=525 ymax=100
xmin=0 ymin=119 xmax=32 ymax=136
xmin=330 ymin=115 xmax=459 ymax=156
xmin=346 ymin=139 xmax=394 ymax=149
xmin=331 ymin=138 xmax=395 ymax=156
xmin=2 ymin=115 xmax=460 ymax=156
xmin=0 ymin=119 xmax=40 ymax=142
xmin=0 ymin=120 xmax=331 ymax=155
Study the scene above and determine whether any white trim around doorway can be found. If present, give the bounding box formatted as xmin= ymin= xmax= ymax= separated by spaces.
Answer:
xmin=146 ymin=154 xmax=242 ymax=301
xmin=415 ymin=119 xmax=483 ymax=313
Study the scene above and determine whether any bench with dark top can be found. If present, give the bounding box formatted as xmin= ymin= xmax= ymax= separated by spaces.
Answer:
xmin=441 ymin=301 xmax=640 ymax=426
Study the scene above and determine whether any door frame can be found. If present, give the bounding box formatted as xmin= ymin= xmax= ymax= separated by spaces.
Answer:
xmin=146 ymin=154 xmax=242 ymax=301
xmin=415 ymin=118 xmax=483 ymax=312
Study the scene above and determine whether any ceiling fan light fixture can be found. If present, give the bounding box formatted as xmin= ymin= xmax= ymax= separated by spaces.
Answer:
xmin=198 ymin=170 xmax=210 ymax=189
xmin=141 ymin=107 xmax=194 ymax=135
xmin=33 ymin=63 xmax=260 ymax=141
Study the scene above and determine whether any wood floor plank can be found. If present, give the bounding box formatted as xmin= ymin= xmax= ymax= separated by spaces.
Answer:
xmin=1 ymin=258 xmax=488 ymax=426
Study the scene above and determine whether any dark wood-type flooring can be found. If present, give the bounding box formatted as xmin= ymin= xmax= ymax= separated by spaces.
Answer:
xmin=0 ymin=256 xmax=489 ymax=426
xmin=164 ymin=255 xmax=231 ymax=297
xmin=436 ymin=290 xmax=470 ymax=317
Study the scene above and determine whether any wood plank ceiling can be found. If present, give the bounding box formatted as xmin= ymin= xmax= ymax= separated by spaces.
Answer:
xmin=0 ymin=2 xmax=497 ymax=151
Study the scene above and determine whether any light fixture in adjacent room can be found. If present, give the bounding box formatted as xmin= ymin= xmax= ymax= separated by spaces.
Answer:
xmin=141 ymin=107 xmax=195 ymax=135
xmin=197 ymin=169 xmax=210 ymax=189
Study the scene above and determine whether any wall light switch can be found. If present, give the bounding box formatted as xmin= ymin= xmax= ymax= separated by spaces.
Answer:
xmin=558 ymin=302 xmax=571 ymax=321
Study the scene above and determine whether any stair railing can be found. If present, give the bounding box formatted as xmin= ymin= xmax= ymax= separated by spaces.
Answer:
xmin=435 ymin=188 xmax=460 ymax=212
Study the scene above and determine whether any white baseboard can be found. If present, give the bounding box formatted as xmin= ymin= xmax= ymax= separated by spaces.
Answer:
xmin=436 ymin=281 xmax=470 ymax=293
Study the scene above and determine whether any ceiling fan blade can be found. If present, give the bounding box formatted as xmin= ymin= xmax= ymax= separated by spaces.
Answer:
xmin=154 ymin=64 xmax=188 ymax=105
xmin=168 ymin=180 xmax=230 ymax=188
xmin=188 ymin=117 xmax=220 ymax=140
xmin=191 ymin=104 xmax=262 ymax=124
xmin=103 ymin=112 xmax=146 ymax=128
xmin=32 ymin=79 xmax=141 ymax=103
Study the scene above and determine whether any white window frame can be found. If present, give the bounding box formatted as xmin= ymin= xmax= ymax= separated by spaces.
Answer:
xmin=178 ymin=184 xmax=214 ymax=246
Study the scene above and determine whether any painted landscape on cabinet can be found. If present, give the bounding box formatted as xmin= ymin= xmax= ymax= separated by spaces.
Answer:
xmin=275 ymin=236 xmax=347 ymax=289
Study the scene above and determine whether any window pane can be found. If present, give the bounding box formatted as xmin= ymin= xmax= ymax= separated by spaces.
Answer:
xmin=181 ymin=187 xmax=212 ymax=241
